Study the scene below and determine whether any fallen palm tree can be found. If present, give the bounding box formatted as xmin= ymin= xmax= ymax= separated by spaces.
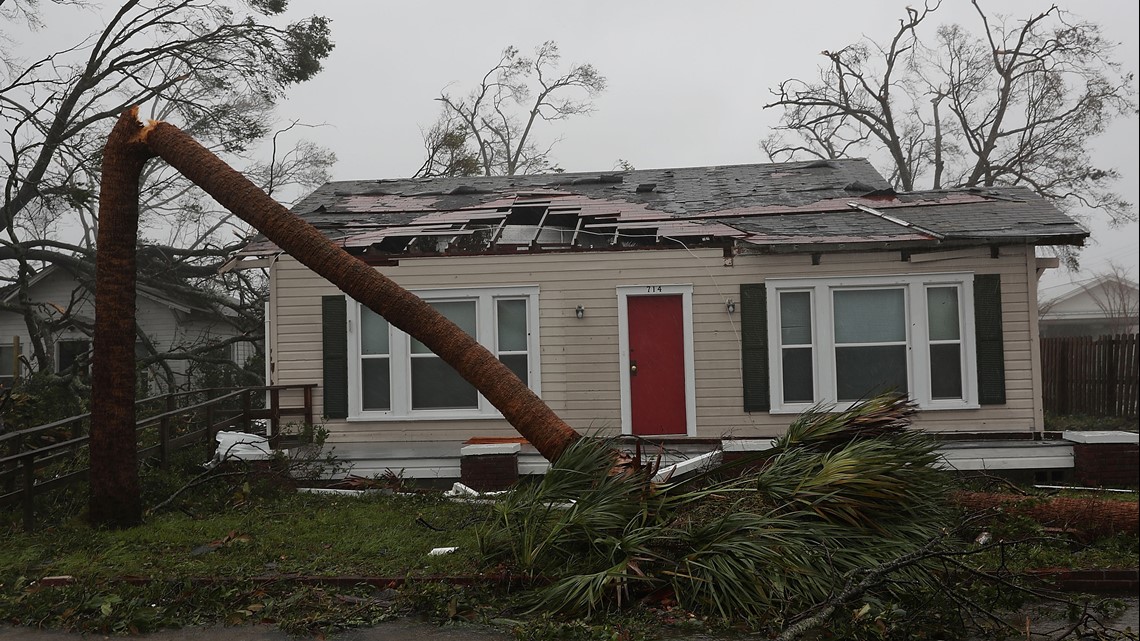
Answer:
xmin=90 ymin=108 xmax=581 ymax=527
xmin=950 ymin=490 xmax=1139 ymax=539
xmin=479 ymin=394 xmax=954 ymax=625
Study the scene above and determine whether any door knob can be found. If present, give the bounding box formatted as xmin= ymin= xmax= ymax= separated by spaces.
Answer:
xmin=630 ymin=360 xmax=638 ymax=376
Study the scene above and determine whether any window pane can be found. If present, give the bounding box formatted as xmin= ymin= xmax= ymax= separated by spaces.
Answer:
xmin=411 ymin=301 xmax=477 ymax=354
xmin=0 ymin=345 xmax=14 ymax=377
xmin=500 ymin=353 xmax=528 ymax=385
xmin=411 ymin=357 xmax=478 ymax=409
xmin=497 ymin=299 xmax=528 ymax=352
xmin=835 ymin=345 xmax=908 ymax=401
xmin=930 ymin=343 xmax=963 ymax=399
xmin=361 ymin=308 xmax=390 ymax=354
xmin=58 ymin=340 xmax=90 ymax=372
xmin=361 ymin=358 xmax=391 ymax=410
xmin=833 ymin=289 xmax=905 ymax=343
xmin=927 ymin=287 xmax=961 ymax=341
xmin=782 ymin=347 xmax=813 ymax=403
xmin=780 ymin=291 xmax=812 ymax=345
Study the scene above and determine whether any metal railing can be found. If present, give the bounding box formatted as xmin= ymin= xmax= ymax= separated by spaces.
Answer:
xmin=0 ymin=384 xmax=316 ymax=530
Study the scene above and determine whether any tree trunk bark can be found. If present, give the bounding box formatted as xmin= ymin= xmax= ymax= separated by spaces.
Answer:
xmin=136 ymin=116 xmax=580 ymax=462
xmin=89 ymin=107 xmax=154 ymax=528
xmin=951 ymin=491 xmax=1139 ymax=539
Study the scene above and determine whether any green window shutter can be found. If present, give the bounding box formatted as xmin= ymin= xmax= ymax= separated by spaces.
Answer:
xmin=973 ymin=274 xmax=1006 ymax=405
xmin=741 ymin=283 xmax=770 ymax=412
xmin=321 ymin=295 xmax=349 ymax=419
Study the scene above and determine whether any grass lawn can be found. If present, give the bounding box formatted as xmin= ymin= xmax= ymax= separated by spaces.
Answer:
xmin=0 ymin=445 xmax=1135 ymax=638
xmin=1 ymin=492 xmax=489 ymax=581
xmin=0 ymin=491 xmax=497 ymax=635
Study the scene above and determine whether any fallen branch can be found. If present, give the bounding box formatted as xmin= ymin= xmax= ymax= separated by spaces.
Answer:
xmin=775 ymin=532 xmax=950 ymax=641
xmin=951 ymin=491 xmax=1139 ymax=538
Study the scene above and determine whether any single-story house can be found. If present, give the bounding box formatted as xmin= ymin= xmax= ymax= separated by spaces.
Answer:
xmin=1039 ymin=275 xmax=1139 ymax=337
xmin=234 ymin=159 xmax=1090 ymax=478
xmin=0 ymin=263 xmax=255 ymax=391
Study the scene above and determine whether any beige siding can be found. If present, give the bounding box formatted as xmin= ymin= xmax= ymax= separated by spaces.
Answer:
xmin=270 ymin=244 xmax=1042 ymax=444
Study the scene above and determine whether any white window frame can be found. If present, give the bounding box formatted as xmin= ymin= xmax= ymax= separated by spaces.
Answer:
xmin=347 ymin=285 xmax=541 ymax=421
xmin=776 ymin=289 xmax=817 ymax=405
xmin=765 ymin=273 xmax=978 ymax=413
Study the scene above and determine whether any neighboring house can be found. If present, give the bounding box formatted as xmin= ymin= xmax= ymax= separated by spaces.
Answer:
xmin=233 ymin=159 xmax=1087 ymax=473
xmin=0 ymin=263 xmax=254 ymax=391
xmin=1038 ymin=275 xmax=1139 ymax=337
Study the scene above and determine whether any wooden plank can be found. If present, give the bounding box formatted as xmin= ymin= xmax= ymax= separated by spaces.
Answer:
xmin=1040 ymin=334 xmax=1138 ymax=418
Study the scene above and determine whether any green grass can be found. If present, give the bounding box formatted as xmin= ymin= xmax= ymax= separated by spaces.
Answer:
xmin=0 ymin=490 xmax=496 ymax=635
xmin=2 ymin=407 xmax=1137 ymax=639
xmin=1 ymin=492 xmax=488 ymax=582
xmin=971 ymin=513 xmax=1140 ymax=573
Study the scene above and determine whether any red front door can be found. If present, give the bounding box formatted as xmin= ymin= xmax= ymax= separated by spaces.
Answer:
xmin=628 ymin=294 xmax=687 ymax=435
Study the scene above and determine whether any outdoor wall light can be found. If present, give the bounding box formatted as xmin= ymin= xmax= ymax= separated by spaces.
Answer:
xmin=575 ymin=305 xmax=585 ymax=319
xmin=726 ymin=299 xmax=736 ymax=314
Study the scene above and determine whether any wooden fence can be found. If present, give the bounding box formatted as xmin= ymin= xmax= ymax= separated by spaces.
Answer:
xmin=0 ymin=384 xmax=315 ymax=530
xmin=1041 ymin=334 xmax=1138 ymax=417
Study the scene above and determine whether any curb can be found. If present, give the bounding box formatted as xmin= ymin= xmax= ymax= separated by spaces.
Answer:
xmin=35 ymin=569 xmax=1138 ymax=594
xmin=34 ymin=574 xmax=541 ymax=589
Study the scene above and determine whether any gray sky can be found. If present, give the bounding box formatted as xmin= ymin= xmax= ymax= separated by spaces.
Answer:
xmin=21 ymin=1 xmax=1137 ymax=286
xmin=270 ymin=0 xmax=1138 ymax=289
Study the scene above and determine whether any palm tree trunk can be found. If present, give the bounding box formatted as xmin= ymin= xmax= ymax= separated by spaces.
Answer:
xmin=951 ymin=491 xmax=1138 ymax=538
xmin=136 ymin=116 xmax=580 ymax=462
xmin=89 ymin=107 xmax=154 ymax=528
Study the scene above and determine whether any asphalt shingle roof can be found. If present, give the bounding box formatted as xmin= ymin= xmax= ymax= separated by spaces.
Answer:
xmin=240 ymin=159 xmax=1087 ymax=257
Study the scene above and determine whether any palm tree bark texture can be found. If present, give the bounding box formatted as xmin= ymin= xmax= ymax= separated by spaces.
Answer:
xmin=90 ymin=107 xmax=154 ymax=527
xmin=91 ymin=108 xmax=581 ymax=525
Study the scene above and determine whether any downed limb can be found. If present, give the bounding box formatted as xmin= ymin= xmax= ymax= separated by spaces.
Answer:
xmin=91 ymin=107 xmax=582 ymax=526
xmin=774 ymin=531 xmax=954 ymax=641
xmin=950 ymin=491 xmax=1139 ymax=538
xmin=137 ymin=115 xmax=581 ymax=461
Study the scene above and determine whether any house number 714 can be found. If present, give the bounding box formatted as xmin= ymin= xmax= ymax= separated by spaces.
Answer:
xmin=646 ymin=286 xmax=664 ymax=293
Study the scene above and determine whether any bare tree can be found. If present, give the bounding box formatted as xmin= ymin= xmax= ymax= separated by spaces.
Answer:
xmin=0 ymin=0 xmax=334 ymax=381
xmin=1085 ymin=264 xmax=1139 ymax=335
xmin=763 ymin=1 xmax=1136 ymax=228
xmin=416 ymin=41 xmax=606 ymax=178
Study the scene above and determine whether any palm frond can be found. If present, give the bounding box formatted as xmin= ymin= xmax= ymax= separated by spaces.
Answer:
xmin=777 ymin=393 xmax=917 ymax=451
xmin=478 ymin=393 xmax=952 ymax=622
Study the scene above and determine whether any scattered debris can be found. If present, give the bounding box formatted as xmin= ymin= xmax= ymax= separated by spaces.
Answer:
xmin=205 ymin=431 xmax=273 ymax=469
xmin=190 ymin=531 xmax=252 ymax=556
xmin=297 ymin=486 xmax=386 ymax=497
xmin=650 ymin=450 xmax=721 ymax=483
xmin=443 ymin=482 xmax=509 ymax=499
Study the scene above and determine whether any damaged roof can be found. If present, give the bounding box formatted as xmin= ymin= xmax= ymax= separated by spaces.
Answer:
xmin=238 ymin=159 xmax=1087 ymax=260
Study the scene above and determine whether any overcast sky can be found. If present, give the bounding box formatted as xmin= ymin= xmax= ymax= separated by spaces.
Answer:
xmin=265 ymin=0 xmax=1137 ymax=291
xmin=22 ymin=1 xmax=1138 ymax=289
